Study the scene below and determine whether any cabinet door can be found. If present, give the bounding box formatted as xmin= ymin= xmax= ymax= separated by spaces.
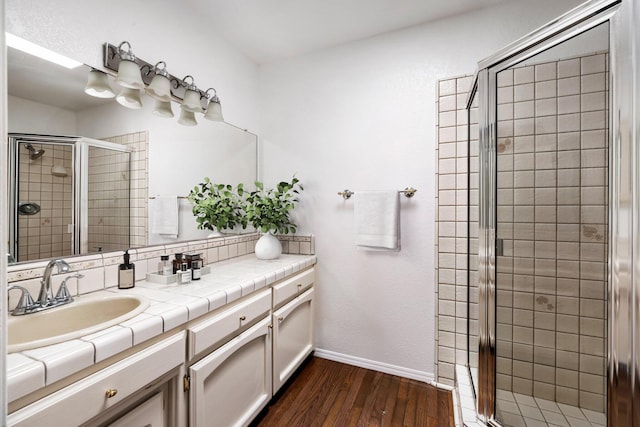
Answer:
xmin=272 ymin=288 xmax=314 ymax=394
xmin=7 ymin=333 xmax=185 ymax=427
xmin=107 ymin=392 xmax=165 ymax=427
xmin=189 ymin=316 xmax=272 ymax=427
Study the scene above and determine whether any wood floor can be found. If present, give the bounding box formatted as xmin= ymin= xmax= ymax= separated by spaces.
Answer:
xmin=252 ymin=356 xmax=455 ymax=427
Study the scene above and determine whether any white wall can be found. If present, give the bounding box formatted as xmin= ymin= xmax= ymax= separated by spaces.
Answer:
xmin=258 ymin=0 xmax=583 ymax=377
xmin=8 ymin=96 xmax=76 ymax=135
xmin=6 ymin=0 xmax=260 ymax=131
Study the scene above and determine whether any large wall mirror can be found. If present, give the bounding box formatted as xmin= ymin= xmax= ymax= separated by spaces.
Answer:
xmin=7 ymin=45 xmax=258 ymax=264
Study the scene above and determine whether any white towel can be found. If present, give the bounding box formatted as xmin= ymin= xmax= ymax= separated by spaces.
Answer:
xmin=354 ymin=191 xmax=400 ymax=251
xmin=151 ymin=196 xmax=179 ymax=238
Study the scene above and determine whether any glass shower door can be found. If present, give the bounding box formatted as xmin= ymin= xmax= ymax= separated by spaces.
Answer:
xmin=8 ymin=135 xmax=131 ymax=262
xmin=493 ymin=23 xmax=609 ymax=426
xmin=9 ymin=137 xmax=75 ymax=262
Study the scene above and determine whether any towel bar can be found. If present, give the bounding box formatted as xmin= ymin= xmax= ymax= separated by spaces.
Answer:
xmin=149 ymin=196 xmax=189 ymax=199
xmin=337 ymin=187 xmax=417 ymax=200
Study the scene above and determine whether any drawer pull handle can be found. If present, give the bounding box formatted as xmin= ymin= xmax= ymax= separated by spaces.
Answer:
xmin=278 ymin=317 xmax=284 ymax=323
xmin=105 ymin=389 xmax=118 ymax=398
xmin=297 ymin=284 xmax=302 ymax=288
xmin=240 ymin=315 xmax=246 ymax=321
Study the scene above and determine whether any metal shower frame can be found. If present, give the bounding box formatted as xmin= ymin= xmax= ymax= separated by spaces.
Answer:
xmin=466 ymin=0 xmax=640 ymax=425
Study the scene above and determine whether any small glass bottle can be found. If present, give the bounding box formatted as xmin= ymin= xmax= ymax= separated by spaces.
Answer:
xmin=179 ymin=261 xmax=191 ymax=284
xmin=159 ymin=255 xmax=172 ymax=275
xmin=172 ymin=253 xmax=183 ymax=274
xmin=191 ymin=259 xmax=202 ymax=280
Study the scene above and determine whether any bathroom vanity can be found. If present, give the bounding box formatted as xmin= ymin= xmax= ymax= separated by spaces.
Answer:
xmin=5 ymin=253 xmax=316 ymax=426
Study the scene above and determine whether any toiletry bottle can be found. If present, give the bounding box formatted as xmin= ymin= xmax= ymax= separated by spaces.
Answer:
xmin=192 ymin=259 xmax=202 ymax=280
xmin=118 ymin=250 xmax=135 ymax=289
xmin=180 ymin=261 xmax=191 ymax=284
xmin=159 ymin=255 xmax=171 ymax=275
xmin=172 ymin=253 xmax=183 ymax=274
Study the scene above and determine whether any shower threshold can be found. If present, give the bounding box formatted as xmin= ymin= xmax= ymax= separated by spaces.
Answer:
xmin=495 ymin=389 xmax=605 ymax=427
xmin=455 ymin=366 xmax=605 ymax=426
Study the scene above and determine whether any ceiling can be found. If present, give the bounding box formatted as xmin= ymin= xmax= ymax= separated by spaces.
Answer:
xmin=8 ymin=47 xmax=110 ymax=111
xmin=186 ymin=0 xmax=517 ymax=64
xmin=8 ymin=0 xmax=519 ymax=111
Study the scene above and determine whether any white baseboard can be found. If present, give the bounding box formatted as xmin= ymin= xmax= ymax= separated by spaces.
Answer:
xmin=313 ymin=348 xmax=435 ymax=383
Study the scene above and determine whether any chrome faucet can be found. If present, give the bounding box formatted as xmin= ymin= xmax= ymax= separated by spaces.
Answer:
xmin=38 ymin=259 xmax=72 ymax=306
xmin=8 ymin=258 xmax=79 ymax=316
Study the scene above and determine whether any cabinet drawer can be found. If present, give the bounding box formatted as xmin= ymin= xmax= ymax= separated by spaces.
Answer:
xmin=188 ymin=288 xmax=271 ymax=359
xmin=272 ymin=268 xmax=314 ymax=309
xmin=7 ymin=332 xmax=185 ymax=427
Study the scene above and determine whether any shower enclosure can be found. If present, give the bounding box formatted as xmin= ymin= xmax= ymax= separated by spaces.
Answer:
xmin=466 ymin=0 xmax=639 ymax=426
xmin=8 ymin=134 xmax=131 ymax=263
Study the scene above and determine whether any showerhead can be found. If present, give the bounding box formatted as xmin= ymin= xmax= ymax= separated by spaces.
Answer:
xmin=24 ymin=143 xmax=45 ymax=160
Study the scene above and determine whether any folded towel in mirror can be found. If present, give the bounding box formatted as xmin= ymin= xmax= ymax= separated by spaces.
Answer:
xmin=151 ymin=196 xmax=179 ymax=238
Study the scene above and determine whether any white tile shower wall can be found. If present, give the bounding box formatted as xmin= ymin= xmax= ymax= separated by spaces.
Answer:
xmin=103 ymin=131 xmax=149 ymax=249
xmin=435 ymin=75 xmax=476 ymax=387
xmin=17 ymin=144 xmax=73 ymax=262
xmin=436 ymin=51 xmax=609 ymax=412
xmin=87 ymin=146 xmax=130 ymax=252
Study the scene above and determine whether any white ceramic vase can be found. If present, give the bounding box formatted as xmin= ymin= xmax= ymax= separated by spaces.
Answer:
xmin=254 ymin=232 xmax=282 ymax=260
xmin=207 ymin=229 xmax=224 ymax=238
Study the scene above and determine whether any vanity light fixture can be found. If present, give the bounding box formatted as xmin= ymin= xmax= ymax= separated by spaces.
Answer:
xmin=100 ymin=41 xmax=224 ymax=125
xmin=203 ymin=88 xmax=224 ymax=122
xmin=145 ymin=61 xmax=172 ymax=102
xmin=152 ymin=100 xmax=174 ymax=118
xmin=113 ymin=41 xmax=144 ymax=90
xmin=84 ymin=69 xmax=116 ymax=98
xmin=178 ymin=109 xmax=198 ymax=126
xmin=180 ymin=76 xmax=204 ymax=113
xmin=6 ymin=33 xmax=82 ymax=69
xmin=116 ymin=87 xmax=143 ymax=109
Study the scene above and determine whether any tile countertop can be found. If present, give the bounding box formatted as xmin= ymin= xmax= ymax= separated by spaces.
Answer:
xmin=7 ymin=254 xmax=317 ymax=403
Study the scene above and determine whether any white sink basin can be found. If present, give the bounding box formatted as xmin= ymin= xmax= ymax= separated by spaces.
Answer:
xmin=8 ymin=293 xmax=149 ymax=353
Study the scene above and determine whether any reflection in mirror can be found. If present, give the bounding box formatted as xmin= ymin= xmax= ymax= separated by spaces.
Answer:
xmin=9 ymin=135 xmax=131 ymax=263
xmin=7 ymin=45 xmax=257 ymax=265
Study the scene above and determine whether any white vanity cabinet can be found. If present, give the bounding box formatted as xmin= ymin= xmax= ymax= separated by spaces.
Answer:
xmin=107 ymin=391 xmax=165 ymax=427
xmin=7 ymin=332 xmax=186 ymax=427
xmin=184 ymin=267 xmax=316 ymax=426
xmin=186 ymin=287 xmax=273 ymax=427
xmin=188 ymin=317 xmax=273 ymax=427
xmin=272 ymin=287 xmax=315 ymax=394
xmin=6 ymin=260 xmax=317 ymax=427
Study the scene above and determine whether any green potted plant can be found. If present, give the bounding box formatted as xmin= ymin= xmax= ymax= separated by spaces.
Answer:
xmin=188 ymin=178 xmax=247 ymax=237
xmin=245 ymin=176 xmax=303 ymax=259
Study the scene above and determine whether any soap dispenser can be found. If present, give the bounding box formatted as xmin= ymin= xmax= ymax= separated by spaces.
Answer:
xmin=118 ymin=249 xmax=135 ymax=289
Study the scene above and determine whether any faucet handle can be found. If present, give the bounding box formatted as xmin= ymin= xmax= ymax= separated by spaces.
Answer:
xmin=8 ymin=285 xmax=36 ymax=315
xmin=56 ymin=273 xmax=84 ymax=303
